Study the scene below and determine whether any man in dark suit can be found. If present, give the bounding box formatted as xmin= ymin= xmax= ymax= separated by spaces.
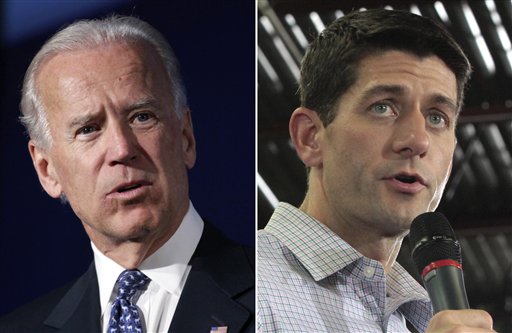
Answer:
xmin=0 ymin=15 xmax=254 ymax=333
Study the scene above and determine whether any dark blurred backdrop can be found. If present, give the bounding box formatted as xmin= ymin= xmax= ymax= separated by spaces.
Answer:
xmin=0 ymin=0 xmax=255 ymax=316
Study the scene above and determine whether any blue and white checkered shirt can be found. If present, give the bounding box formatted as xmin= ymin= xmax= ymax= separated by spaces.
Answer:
xmin=258 ymin=202 xmax=433 ymax=333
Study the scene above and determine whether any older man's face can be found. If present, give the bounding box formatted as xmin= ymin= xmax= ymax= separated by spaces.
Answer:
xmin=32 ymin=42 xmax=196 ymax=247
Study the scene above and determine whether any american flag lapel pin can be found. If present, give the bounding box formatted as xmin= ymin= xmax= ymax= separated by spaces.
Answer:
xmin=210 ymin=326 xmax=228 ymax=333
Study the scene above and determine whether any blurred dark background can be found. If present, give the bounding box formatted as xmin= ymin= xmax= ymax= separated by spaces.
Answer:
xmin=258 ymin=0 xmax=512 ymax=331
xmin=0 ymin=0 xmax=254 ymax=316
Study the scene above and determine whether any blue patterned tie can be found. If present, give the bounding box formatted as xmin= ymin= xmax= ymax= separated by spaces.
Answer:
xmin=108 ymin=270 xmax=150 ymax=333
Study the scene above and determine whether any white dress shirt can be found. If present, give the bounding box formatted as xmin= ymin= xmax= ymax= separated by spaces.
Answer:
xmin=91 ymin=201 xmax=204 ymax=333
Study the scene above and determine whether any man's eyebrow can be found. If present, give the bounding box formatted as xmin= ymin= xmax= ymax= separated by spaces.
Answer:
xmin=428 ymin=94 xmax=458 ymax=115
xmin=125 ymin=98 xmax=160 ymax=112
xmin=359 ymin=84 xmax=406 ymax=101
xmin=68 ymin=112 xmax=99 ymax=128
xmin=67 ymin=99 xmax=161 ymax=128
xmin=359 ymin=84 xmax=458 ymax=114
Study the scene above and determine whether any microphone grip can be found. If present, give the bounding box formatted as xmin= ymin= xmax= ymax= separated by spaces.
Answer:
xmin=422 ymin=264 xmax=470 ymax=313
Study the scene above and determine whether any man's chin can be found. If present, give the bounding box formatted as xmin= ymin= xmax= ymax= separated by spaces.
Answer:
xmin=85 ymin=219 xmax=155 ymax=243
xmin=111 ymin=221 xmax=157 ymax=241
xmin=377 ymin=206 xmax=428 ymax=236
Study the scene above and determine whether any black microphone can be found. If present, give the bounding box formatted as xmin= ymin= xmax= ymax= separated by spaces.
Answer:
xmin=409 ymin=212 xmax=470 ymax=313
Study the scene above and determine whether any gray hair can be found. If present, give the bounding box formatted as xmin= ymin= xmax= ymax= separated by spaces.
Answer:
xmin=20 ymin=15 xmax=187 ymax=150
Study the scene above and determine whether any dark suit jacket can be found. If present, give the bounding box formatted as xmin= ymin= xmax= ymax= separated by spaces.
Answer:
xmin=0 ymin=223 xmax=255 ymax=332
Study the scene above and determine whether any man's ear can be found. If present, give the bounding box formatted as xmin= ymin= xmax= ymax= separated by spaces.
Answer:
xmin=181 ymin=109 xmax=196 ymax=170
xmin=289 ymin=107 xmax=324 ymax=168
xmin=28 ymin=140 xmax=62 ymax=198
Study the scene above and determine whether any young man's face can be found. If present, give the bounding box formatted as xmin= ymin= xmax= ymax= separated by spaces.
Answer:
xmin=318 ymin=50 xmax=458 ymax=236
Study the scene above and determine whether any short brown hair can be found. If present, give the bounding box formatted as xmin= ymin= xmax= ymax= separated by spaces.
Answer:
xmin=299 ymin=9 xmax=472 ymax=125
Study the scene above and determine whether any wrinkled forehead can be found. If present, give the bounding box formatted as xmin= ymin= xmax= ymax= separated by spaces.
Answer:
xmin=40 ymin=41 xmax=160 ymax=77
xmin=36 ymin=41 xmax=170 ymax=110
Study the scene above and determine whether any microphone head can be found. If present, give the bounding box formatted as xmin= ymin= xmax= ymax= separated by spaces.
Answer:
xmin=409 ymin=212 xmax=462 ymax=274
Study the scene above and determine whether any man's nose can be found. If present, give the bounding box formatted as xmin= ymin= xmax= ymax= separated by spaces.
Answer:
xmin=391 ymin=110 xmax=430 ymax=159
xmin=106 ymin=124 xmax=138 ymax=166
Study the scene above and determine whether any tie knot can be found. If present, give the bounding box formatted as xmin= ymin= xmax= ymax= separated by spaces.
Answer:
xmin=116 ymin=270 xmax=150 ymax=301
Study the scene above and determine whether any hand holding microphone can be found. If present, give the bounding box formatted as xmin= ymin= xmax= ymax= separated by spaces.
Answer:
xmin=409 ymin=212 xmax=495 ymax=332
xmin=426 ymin=309 xmax=495 ymax=333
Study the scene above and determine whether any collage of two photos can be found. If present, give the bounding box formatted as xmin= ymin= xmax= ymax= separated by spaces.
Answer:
xmin=0 ymin=0 xmax=511 ymax=332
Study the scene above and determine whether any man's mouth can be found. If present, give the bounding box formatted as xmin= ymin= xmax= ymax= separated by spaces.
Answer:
xmin=117 ymin=184 xmax=142 ymax=193
xmin=394 ymin=174 xmax=419 ymax=184
xmin=384 ymin=172 xmax=427 ymax=194
xmin=109 ymin=180 xmax=151 ymax=196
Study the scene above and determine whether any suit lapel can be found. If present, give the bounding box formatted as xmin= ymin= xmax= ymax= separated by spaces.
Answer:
xmin=43 ymin=263 xmax=101 ymax=332
xmin=169 ymin=269 xmax=250 ymax=333
xmin=169 ymin=223 xmax=254 ymax=333
xmin=39 ymin=224 xmax=253 ymax=333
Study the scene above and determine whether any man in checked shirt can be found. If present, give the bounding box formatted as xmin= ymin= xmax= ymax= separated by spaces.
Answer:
xmin=258 ymin=9 xmax=495 ymax=333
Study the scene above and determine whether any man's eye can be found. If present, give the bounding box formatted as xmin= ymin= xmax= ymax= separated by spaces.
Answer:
xmin=77 ymin=125 xmax=97 ymax=136
xmin=370 ymin=103 xmax=394 ymax=116
xmin=133 ymin=112 xmax=153 ymax=123
xmin=427 ymin=113 xmax=448 ymax=128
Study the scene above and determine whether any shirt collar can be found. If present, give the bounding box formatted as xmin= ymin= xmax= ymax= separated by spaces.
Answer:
xmin=92 ymin=200 xmax=204 ymax=314
xmin=265 ymin=202 xmax=431 ymax=331
xmin=264 ymin=202 xmax=364 ymax=281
